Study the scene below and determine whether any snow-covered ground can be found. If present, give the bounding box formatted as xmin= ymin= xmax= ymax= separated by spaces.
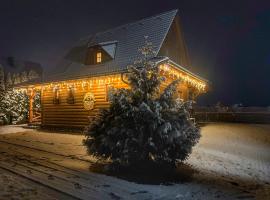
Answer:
xmin=0 ymin=123 xmax=269 ymax=199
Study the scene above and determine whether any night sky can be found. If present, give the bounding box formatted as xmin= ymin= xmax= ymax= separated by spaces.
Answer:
xmin=1 ymin=0 xmax=270 ymax=106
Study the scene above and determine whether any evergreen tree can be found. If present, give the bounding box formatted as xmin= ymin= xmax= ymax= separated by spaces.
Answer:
xmin=84 ymin=38 xmax=200 ymax=168
xmin=0 ymin=65 xmax=5 ymax=91
xmin=0 ymin=89 xmax=29 ymax=124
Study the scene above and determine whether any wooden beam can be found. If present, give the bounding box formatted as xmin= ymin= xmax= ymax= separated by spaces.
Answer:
xmin=29 ymin=90 xmax=34 ymax=123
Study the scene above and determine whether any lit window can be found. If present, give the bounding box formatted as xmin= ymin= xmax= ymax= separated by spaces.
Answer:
xmin=67 ymin=86 xmax=75 ymax=104
xmin=53 ymin=86 xmax=60 ymax=104
xmin=96 ymin=52 xmax=102 ymax=63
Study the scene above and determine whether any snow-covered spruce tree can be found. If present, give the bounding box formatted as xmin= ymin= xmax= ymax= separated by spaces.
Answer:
xmin=0 ymin=89 xmax=29 ymax=124
xmin=84 ymin=38 xmax=200 ymax=168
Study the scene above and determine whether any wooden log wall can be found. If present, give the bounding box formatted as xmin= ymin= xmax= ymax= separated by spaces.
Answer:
xmin=41 ymin=77 xmax=127 ymax=128
xmin=41 ymin=74 xmax=190 ymax=129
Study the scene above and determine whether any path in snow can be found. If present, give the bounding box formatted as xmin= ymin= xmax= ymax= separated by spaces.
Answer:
xmin=0 ymin=123 xmax=269 ymax=199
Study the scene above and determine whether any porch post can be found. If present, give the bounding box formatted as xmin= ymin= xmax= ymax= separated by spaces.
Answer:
xmin=29 ymin=89 xmax=34 ymax=123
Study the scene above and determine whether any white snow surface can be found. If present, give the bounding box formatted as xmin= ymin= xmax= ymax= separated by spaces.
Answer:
xmin=0 ymin=123 xmax=269 ymax=200
xmin=0 ymin=124 xmax=35 ymax=134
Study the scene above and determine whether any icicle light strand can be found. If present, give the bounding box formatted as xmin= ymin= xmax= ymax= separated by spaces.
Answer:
xmin=15 ymin=65 xmax=206 ymax=92
xmin=159 ymin=64 xmax=206 ymax=91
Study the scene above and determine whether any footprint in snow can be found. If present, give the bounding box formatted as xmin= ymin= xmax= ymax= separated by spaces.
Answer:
xmin=228 ymin=181 xmax=239 ymax=186
xmin=94 ymin=184 xmax=110 ymax=188
xmin=109 ymin=192 xmax=121 ymax=200
xmin=236 ymin=194 xmax=255 ymax=199
xmin=102 ymin=184 xmax=110 ymax=187
xmin=74 ymin=183 xmax=82 ymax=189
xmin=48 ymin=175 xmax=54 ymax=180
xmin=130 ymin=190 xmax=148 ymax=195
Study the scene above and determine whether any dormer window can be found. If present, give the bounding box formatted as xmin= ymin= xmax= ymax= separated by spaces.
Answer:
xmin=96 ymin=52 xmax=102 ymax=63
xmin=85 ymin=41 xmax=117 ymax=65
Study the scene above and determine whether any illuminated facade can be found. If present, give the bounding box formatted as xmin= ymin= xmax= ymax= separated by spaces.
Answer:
xmin=16 ymin=9 xmax=208 ymax=128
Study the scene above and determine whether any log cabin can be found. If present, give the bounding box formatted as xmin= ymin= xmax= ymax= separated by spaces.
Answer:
xmin=15 ymin=9 xmax=208 ymax=129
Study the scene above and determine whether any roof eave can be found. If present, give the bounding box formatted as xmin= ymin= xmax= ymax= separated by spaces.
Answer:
xmin=155 ymin=57 xmax=208 ymax=83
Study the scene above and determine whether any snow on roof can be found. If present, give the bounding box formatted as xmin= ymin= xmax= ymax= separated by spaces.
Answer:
xmin=45 ymin=9 xmax=178 ymax=82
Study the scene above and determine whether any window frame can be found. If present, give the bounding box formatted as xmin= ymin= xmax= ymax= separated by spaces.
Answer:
xmin=96 ymin=52 xmax=102 ymax=63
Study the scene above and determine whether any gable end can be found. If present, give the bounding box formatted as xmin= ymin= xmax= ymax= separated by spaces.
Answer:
xmin=157 ymin=15 xmax=190 ymax=68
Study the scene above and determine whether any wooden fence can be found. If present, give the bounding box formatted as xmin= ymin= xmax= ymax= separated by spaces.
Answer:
xmin=195 ymin=112 xmax=270 ymax=124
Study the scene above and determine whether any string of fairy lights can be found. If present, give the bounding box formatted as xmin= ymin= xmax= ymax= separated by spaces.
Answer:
xmin=16 ymin=64 xmax=206 ymax=93
xmin=159 ymin=64 xmax=206 ymax=91
xmin=16 ymin=74 xmax=123 ymax=93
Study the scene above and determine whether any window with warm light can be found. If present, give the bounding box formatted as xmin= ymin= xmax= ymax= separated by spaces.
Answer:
xmin=53 ymin=87 xmax=60 ymax=104
xmin=96 ymin=52 xmax=102 ymax=63
xmin=66 ymin=86 xmax=75 ymax=104
xmin=86 ymin=42 xmax=117 ymax=65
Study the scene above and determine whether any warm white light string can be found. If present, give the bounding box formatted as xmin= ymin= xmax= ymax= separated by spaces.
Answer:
xmin=15 ymin=64 xmax=206 ymax=93
xmin=159 ymin=64 xmax=206 ymax=91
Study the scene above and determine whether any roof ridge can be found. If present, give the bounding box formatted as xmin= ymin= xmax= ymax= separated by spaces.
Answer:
xmin=117 ymin=9 xmax=178 ymax=28
xmin=82 ymin=9 xmax=178 ymax=42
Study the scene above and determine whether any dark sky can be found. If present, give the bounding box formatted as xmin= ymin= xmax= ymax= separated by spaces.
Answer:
xmin=1 ymin=0 xmax=270 ymax=106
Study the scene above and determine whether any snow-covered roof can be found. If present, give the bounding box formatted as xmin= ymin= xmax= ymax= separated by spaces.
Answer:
xmin=37 ymin=9 xmax=207 ymax=87
xmin=45 ymin=9 xmax=179 ymax=82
